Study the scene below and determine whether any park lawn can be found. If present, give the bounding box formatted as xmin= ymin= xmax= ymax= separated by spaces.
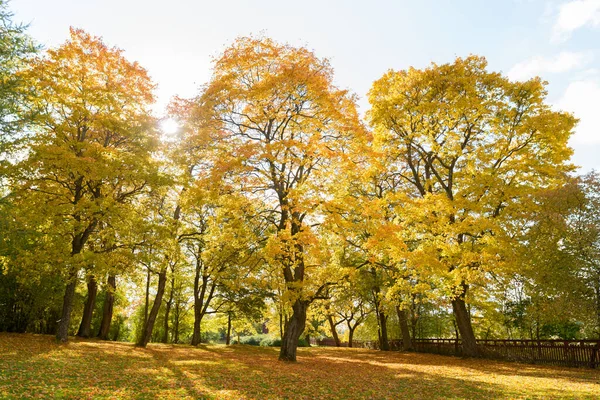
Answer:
xmin=0 ymin=333 xmax=599 ymax=400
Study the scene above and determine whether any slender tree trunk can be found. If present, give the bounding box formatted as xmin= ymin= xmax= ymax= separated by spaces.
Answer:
xmin=191 ymin=269 xmax=203 ymax=346
xmin=279 ymin=307 xmax=283 ymax=340
xmin=411 ymin=301 xmax=419 ymax=340
xmin=161 ymin=276 xmax=175 ymax=344
xmin=451 ymin=292 xmax=478 ymax=357
xmin=77 ymin=275 xmax=97 ymax=338
xmin=378 ymin=310 xmax=389 ymax=351
xmin=279 ymin=299 xmax=307 ymax=361
xmin=226 ymin=313 xmax=232 ymax=345
xmin=595 ymin=278 xmax=600 ymax=337
xmin=327 ymin=315 xmax=341 ymax=347
xmin=56 ymin=269 xmax=78 ymax=342
xmin=98 ymin=274 xmax=116 ymax=340
xmin=137 ymin=269 xmax=167 ymax=347
xmin=396 ymin=306 xmax=413 ymax=351
xmin=112 ymin=318 xmax=120 ymax=341
xmin=144 ymin=268 xmax=150 ymax=325
xmin=173 ymin=300 xmax=181 ymax=344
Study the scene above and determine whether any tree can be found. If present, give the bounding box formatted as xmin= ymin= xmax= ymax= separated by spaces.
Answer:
xmin=368 ymin=56 xmax=575 ymax=356
xmin=179 ymin=36 xmax=362 ymax=361
xmin=15 ymin=28 xmax=158 ymax=342
xmin=0 ymin=0 xmax=36 ymax=164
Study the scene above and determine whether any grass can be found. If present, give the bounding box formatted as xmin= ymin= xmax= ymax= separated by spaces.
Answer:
xmin=1 ymin=333 xmax=599 ymax=399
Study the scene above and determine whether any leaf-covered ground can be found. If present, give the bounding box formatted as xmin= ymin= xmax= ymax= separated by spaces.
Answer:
xmin=1 ymin=333 xmax=599 ymax=399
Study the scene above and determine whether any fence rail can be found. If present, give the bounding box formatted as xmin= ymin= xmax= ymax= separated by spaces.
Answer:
xmin=310 ymin=338 xmax=600 ymax=368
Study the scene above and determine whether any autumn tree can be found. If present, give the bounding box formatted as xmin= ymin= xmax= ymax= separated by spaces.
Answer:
xmin=14 ymin=28 xmax=159 ymax=342
xmin=179 ymin=37 xmax=362 ymax=361
xmin=518 ymin=172 xmax=600 ymax=338
xmin=368 ymin=56 xmax=575 ymax=356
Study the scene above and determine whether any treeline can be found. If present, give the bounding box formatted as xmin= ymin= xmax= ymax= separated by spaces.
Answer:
xmin=0 ymin=1 xmax=599 ymax=361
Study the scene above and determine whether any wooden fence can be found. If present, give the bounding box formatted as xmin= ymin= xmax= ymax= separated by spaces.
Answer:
xmin=310 ymin=338 xmax=600 ymax=368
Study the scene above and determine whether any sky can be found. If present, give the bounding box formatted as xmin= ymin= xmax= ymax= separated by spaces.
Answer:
xmin=9 ymin=0 xmax=600 ymax=172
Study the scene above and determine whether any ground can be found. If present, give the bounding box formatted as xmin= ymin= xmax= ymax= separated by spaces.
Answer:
xmin=0 ymin=334 xmax=599 ymax=399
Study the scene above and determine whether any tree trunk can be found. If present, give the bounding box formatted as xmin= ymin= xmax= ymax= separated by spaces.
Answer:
xmin=144 ymin=268 xmax=150 ymax=325
xmin=279 ymin=299 xmax=307 ymax=361
xmin=137 ymin=269 xmax=167 ymax=347
xmin=327 ymin=315 xmax=341 ymax=347
xmin=451 ymin=295 xmax=478 ymax=357
xmin=279 ymin=309 xmax=283 ymax=339
xmin=98 ymin=274 xmax=116 ymax=340
xmin=56 ymin=269 xmax=78 ymax=342
xmin=595 ymin=279 xmax=600 ymax=337
xmin=348 ymin=326 xmax=355 ymax=348
xmin=77 ymin=275 xmax=97 ymax=338
xmin=173 ymin=300 xmax=181 ymax=344
xmin=161 ymin=276 xmax=174 ymax=344
xmin=191 ymin=272 xmax=214 ymax=346
xmin=396 ymin=306 xmax=413 ymax=351
xmin=378 ymin=310 xmax=389 ymax=351
xmin=226 ymin=313 xmax=232 ymax=345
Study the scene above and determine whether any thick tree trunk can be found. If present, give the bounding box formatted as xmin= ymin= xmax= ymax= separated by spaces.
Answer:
xmin=191 ymin=314 xmax=203 ymax=346
xmin=396 ymin=306 xmax=413 ymax=351
xmin=56 ymin=269 xmax=78 ymax=342
xmin=327 ymin=315 xmax=341 ymax=347
xmin=137 ymin=269 xmax=167 ymax=347
xmin=378 ymin=310 xmax=390 ymax=351
xmin=191 ymin=273 xmax=212 ymax=346
xmin=77 ymin=276 xmax=97 ymax=338
xmin=98 ymin=274 xmax=116 ymax=340
xmin=161 ymin=277 xmax=175 ymax=344
xmin=226 ymin=313 xmax=232 ymax=345
xmin=279 ymin=299 xmax=307 ymax=361
xmin=452 ymin=294 xmax=478 ymax=357
xmin=348 ymin=327 xmax=355 ymax=348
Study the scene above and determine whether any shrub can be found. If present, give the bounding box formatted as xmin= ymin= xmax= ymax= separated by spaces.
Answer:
xmin=236 ymin=334 xmax=310 ymax=347
xmin=260 ymin=336 xmax=281 ymax=347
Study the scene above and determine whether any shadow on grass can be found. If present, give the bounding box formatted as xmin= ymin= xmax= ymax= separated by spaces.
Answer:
xmin=1 ymin=334 xmax=599 ymax=399
xmin=305 ymin=347 xmax=600 ymax=384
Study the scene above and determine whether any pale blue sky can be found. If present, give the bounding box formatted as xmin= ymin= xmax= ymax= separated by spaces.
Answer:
xmin=10 ymin=0 xmax=600 ymax=172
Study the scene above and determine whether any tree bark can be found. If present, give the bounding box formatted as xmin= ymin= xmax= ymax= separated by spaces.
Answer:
xmin=173 ymin=299 xmax=181 ymax=344
xmin=161 ymin=276 xmax=175 ymax=344
xmin=327 ymin=315 xmax=341 ymax=347
xmin=144 ymin=268 xmax=150 ymax=325
xmin=98 ymin=274 xmax=116 ymax=340
xmin=226 ymin=312 xmax=232 ymax=345
xmin=348 ymin=327 xmax=355 ymax=348
xmin=279 ymin=299 xmax=307 ymax=361
xmin=77 ymin=275 xmax=97 ymax=338
xmin=378 ymin=310 xmax=390 ymax=351
xmin=191 ymin=272 xmax=215 ymax=346
xmin=452 ymin=292 xmax=478 ymax=357
xmin=56 ymin=269 xmax=78 ymax=342
xmin=396 ymin=306 xmax=413 ymax=351
xmin=137 ymin=269 xmax=167 ymax=347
